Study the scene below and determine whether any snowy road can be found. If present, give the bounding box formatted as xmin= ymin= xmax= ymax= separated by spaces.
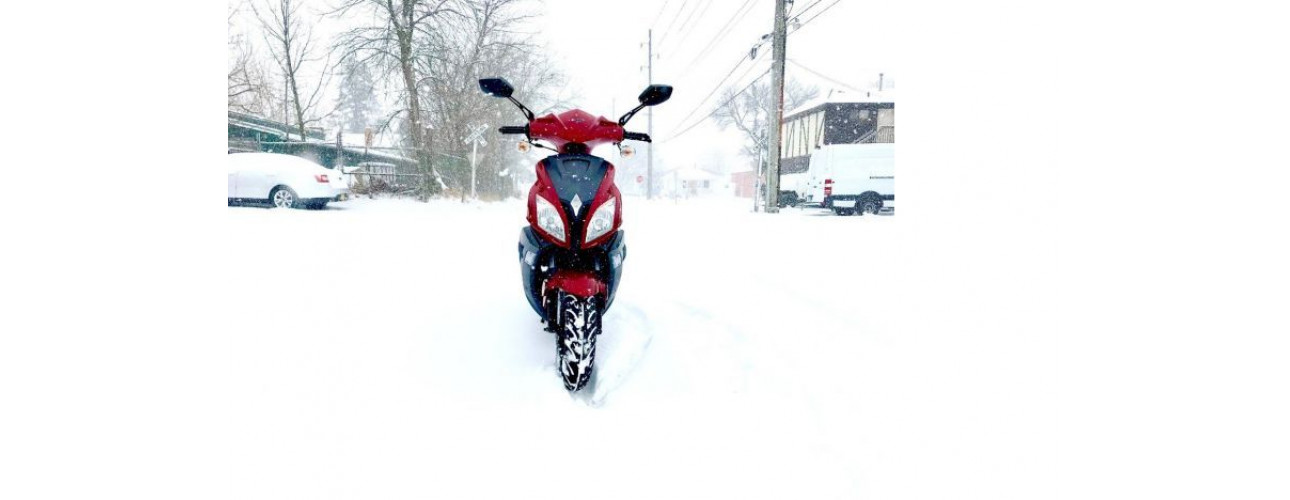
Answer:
xmin=226 ymin=197 xmax=902 ymax=499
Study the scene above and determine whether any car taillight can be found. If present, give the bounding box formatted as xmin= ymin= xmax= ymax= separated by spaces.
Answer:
xmin=315 ymin=174 xmax=329 ymax=183
xmin=823 ymin=178 xmax=833 ymax=197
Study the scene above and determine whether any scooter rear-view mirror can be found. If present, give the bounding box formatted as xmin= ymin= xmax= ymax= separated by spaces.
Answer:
xmin=478 ymin=78 xmax=514 ymax=98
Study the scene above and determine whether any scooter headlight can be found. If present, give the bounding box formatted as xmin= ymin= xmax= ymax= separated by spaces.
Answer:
xmin=534 ymin=195 xmax=566 ymax=243
xmin=584 ymin=197 xmax=616 ymax=244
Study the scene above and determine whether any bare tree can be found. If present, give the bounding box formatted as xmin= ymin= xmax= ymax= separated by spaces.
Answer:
xmin=422 ymin=0 xmax=566 ymax=198
xmin=713 ymin=77 xmax=819 ymax=160
xmin=254 ymin=0 xmax=331 ymax=141
xmin=333 ymin=0 xmax=463 ymax=197
xmin=228 ymin=3 xmax=273 ymax=114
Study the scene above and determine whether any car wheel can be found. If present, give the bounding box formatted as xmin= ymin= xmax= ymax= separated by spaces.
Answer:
xmin=270 ymin=186 xmax=298 ymax=209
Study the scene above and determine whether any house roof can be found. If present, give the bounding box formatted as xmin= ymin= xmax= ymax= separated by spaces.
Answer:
xmin=671 ymin=167 xmax=722 ymax=181
xmin=227 ymin=110 xmax=326 ymax=141
xmin=784 ymin=90 xmax=897 ymax=120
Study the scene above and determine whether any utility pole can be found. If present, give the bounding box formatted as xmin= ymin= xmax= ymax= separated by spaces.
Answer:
xmin=764 ymin=0 xmax=788 ymax=213
xmin=646 ymin=28 xmax=655 ymax=200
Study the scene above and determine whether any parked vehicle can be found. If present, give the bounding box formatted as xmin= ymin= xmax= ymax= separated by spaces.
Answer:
xmin=479 ymin=76 xmax=671 ymax=391
xmin=227 ymin=152 xmax=351 ymax=209
xmin=777 ymin=95 xmax=895 ymax=215
xmin=808 ymin=143 xmax=895 ymax=216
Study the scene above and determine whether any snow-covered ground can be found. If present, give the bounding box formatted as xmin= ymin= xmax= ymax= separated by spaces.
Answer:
xmin=226 ymin=196 xmax=903 ymax=499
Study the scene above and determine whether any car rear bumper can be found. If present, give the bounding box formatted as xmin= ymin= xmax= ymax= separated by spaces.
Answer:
xmin=296 ymin=184 xmax=351 ymax=200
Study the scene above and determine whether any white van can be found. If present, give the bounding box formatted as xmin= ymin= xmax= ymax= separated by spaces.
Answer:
xmin=804 ymin=143 xmax=894 ymax=215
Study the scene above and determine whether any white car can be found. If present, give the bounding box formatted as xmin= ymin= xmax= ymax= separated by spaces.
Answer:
xmin=227 ymin=152 xmax=351 ymax=209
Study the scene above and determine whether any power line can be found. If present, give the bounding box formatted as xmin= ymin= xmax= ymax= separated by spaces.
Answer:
xmin=677 ymin=0 xmax=757 ymax=76
xmin=794 ymin=0 xmax=841 ymax=30
xmin=666 ymin=50 xmax=769 ymax=138
xmin=668 ymin=48 xmax=764 ymax=132
xmin=790 ymin=0 xmax=825 ymax=19
xmin=664 ymin=0 xmax=715 ymax=55
xmin=786 ymin=58 xmax=864 ymax=93
xmin=654 ymin=0 xmax=691 ymax=47
xmin=649 ymin=0 xmax=672 ymax=29
xmin=662 ymin=69 xmax=770 ymax=142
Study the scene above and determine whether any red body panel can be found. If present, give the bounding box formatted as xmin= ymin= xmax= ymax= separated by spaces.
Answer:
xmin=545 ymin=270 xmax=607 ymax=298
xmin=529 ymin=109 xmax=624 ymax=153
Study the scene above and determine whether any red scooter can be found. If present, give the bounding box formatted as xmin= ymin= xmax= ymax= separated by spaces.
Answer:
xmin=479 ymin=77 xmax=672 ymax=391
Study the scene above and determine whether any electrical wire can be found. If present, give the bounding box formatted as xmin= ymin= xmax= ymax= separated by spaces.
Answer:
xmin=676 ymin=0 xmax=757 ymax=76
xmin=664 ymin=0 xmax=715 ymax=55
xmin=790 ymin=0 xmax=825 ymax=19
xmin=649 ymin=0 xmax=672 ymax=29
xmin=794 ymin=0 xmax=842 ymax=30
xmin=787 ymin=58 xmax=864 ymax=93
xmin=668 ymin=47 xmax=765 ymax=132
xmin=661 ymin=69 xmax=770 ymax=142
xmin=654 ymin=0 xmax=691 ymax=47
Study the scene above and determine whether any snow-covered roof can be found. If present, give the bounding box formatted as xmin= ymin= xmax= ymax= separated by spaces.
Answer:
xmin=228 ymin=111 xmax=326 ymax=141
xmin=671 ymin=167 xmax=722 ymax=181
xmin=335 ymin=131 xmax=398 ymax=149
xmin=784 ymin=90 xmax=896 ymax=120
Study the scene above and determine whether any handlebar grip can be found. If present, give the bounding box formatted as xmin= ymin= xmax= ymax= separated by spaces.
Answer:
xmin=498 ymin=125 xmax=527 ymax=135
xmin=622 ymin=131 xmax=652 ymax=143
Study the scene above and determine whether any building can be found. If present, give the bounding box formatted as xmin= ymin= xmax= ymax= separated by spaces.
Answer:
xmin=731 ymin=167 xmax=758 ymax=198
xmin=667 ymin=166 xmax=722 ymax=198
xmin=227 ymin=111 xmax=418 ymax=173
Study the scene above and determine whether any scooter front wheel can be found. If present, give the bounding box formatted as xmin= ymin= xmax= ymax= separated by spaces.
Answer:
xmin=556 ymin=292 xmax=601 ymax=391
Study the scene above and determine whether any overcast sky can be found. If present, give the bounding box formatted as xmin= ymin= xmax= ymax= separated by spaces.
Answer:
xmin=231 ymin=0 xmax=894 ymax=178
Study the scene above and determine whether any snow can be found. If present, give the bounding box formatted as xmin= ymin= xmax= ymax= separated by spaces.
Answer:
xmin=226 ymin=196 xmax=900 ymax=499
xmin=784 ymin=90 xmax=897 ymax=119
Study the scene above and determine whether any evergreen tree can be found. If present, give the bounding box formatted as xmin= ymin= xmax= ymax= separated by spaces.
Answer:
xmin=335 ymin=60 xmax=380 ymax=134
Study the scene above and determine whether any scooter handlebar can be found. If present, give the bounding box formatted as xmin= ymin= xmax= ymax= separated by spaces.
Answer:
xmin=622 ymin=131 xmax=651 ymax=143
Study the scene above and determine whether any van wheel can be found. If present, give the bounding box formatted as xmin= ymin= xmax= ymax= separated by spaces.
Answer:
xmin=856 ymin=197 xmax=883 ymax=216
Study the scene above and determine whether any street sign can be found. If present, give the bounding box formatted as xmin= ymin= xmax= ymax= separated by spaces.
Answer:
xmin=364 ymin=127 xmax=374 ymax=148
xmin=465 ymin=124 xmax=489 ymax=200
xmin=465 ymin=124 xmax=489 ymax=147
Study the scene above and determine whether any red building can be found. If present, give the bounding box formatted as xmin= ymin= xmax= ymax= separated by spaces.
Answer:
xmin=731 ymin=169 xmax=758 ymax=198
